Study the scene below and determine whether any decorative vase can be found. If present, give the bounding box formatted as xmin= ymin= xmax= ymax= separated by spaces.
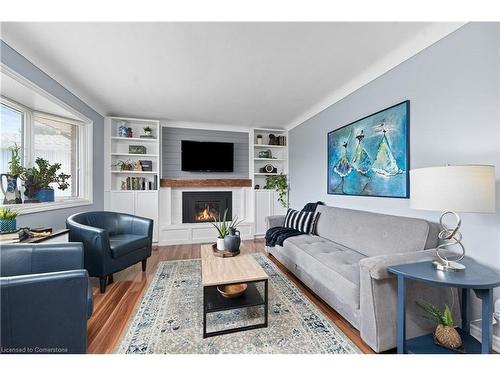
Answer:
xmin=216 ymin=237 xmax=226 ymax=251
xmin=35 ymin=188 xmax=55 ymax=203
xmin=1 ymin=174 xmax=22 ymax=204
xmin=0 ymin=218 xmax=16 ymax=233
xmin=224 ymin=227 xmax=241 ymax=252
xmin=118 ymin=122 xmax=128 ymax=137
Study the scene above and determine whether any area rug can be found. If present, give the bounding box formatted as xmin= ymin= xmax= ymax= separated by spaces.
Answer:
xmin=116 ymin=254 xmax=361 ymax=354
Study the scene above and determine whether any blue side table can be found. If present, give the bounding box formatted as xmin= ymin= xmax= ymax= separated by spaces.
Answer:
xmin=388 ymin=258 xmax=500 ymax=354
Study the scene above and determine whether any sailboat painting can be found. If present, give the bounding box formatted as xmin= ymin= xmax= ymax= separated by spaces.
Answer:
xmin=327 ymin=101 xmax=409 ymax=198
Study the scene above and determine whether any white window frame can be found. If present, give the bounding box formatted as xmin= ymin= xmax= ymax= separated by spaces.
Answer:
xmin=1 ymin=65 xmax=93 ymax=215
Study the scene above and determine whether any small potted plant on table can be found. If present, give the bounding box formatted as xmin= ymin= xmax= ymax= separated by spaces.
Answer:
xmin=211 ymin=209 xmax=243 ymax=251
xmin=0 ymin=208 xmax=18 ymax=233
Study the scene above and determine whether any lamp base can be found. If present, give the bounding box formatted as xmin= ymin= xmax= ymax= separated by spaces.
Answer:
xmin=432 ymin=260 xmax=466 ymax=272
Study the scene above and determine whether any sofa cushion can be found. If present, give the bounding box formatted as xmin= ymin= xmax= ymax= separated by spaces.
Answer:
xmin=314 ymin=205 xmax=439 ymax=257
xmin=109 ymin=234 xmax=150 ymax=259
xmin=283 ymin=234 xmax=365 ymax=309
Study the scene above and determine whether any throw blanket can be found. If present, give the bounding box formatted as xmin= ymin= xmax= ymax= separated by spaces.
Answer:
xmin=265 ymin=201 xmax=324 ymax=247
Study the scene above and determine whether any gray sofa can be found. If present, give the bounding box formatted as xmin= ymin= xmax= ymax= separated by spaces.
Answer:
xmin=265 ymin=205 xmax=460 ymax=353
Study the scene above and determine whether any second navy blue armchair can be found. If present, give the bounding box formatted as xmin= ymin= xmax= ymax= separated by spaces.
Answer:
xmin=66 ymin=211 xmax=153 ymax=293
xmin=0 ymin=243 xmax=92 ymax=354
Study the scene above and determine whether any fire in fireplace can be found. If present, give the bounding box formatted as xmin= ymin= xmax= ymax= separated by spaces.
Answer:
xmin=195 ymin=204 xmax=218 ymax=221
xmin=182 ymin=191 xmax=232 ymax=224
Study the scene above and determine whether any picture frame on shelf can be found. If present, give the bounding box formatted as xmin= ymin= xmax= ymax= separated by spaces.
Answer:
xmin=129 ymin=145 xmax=147 ymax=154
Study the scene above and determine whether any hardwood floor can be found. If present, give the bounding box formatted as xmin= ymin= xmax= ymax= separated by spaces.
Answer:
xmin=87 ymin=239 xmax=374 ymax=354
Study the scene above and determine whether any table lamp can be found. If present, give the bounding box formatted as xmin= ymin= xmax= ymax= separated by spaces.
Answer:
xmin=410 ymin=165 xmax=496 ymax=271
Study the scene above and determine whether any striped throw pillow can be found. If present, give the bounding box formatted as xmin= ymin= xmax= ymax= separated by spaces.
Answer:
xmin=283 ymin=209 xmax=316 ymax=233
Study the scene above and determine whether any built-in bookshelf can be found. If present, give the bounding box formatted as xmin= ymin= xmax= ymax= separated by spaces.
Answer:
xmin=104 ymin=116 xmax=161 ymax=242
xmin=105 ymin=117 xmax=160 ymax=191
xmin=250 ymin=127 xmax=288 ymax=189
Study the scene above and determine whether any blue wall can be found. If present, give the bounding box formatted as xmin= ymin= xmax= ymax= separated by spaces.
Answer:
xmin=288 ymin=23 xmax=500 ymax=322
xmin=1 ymin=40 xmax=104 ymax=228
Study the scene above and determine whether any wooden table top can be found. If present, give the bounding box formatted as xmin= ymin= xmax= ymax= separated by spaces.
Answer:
xmin=201 ymin=244 xmax=268 ymax=287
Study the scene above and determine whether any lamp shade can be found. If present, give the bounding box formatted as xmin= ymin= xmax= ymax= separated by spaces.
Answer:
xmin=410 ymin=165 xmax=496 ymax=213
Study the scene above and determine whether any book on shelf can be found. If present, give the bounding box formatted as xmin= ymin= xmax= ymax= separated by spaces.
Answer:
xmin=277 ymin=135 xmax=287 ymax=146
xmin=121 ymin=176 xmax=157 ymax=191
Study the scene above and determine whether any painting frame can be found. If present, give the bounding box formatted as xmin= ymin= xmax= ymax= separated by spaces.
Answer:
xmin=327 ymin=100 xmax=410 ymax=198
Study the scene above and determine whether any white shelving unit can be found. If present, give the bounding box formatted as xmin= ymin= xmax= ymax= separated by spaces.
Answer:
xmin=104 ymin=116 xmax=161 ymax=241
xmin=250 ymin=127 xmax=289 ymax=236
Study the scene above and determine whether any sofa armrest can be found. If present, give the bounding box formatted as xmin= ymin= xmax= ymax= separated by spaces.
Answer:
xmin=358 ymin=249 xmax=454 ymax=280
xmin=1 ymin=270 xmax=90 ymax=353
xmin=265 ymin=215 xmax=286 ymax=231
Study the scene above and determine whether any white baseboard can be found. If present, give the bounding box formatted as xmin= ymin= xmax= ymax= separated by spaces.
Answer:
xmin=469 ymin=321 xmax=500 ymax=353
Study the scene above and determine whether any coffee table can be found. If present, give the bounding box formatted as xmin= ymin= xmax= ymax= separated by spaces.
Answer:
xmin=200 ymin=243 xmax=268 ymax=338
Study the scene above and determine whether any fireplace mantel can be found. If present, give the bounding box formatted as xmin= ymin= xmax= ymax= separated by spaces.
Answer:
xmin=160 ymin=178 xmax=252 ymax=188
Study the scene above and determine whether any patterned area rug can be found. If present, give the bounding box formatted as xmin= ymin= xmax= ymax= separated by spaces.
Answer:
xmin=116 ymin=254 xmax=361 ymax=354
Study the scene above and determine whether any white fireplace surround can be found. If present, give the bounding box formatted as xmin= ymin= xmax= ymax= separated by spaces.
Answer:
xmin=158 ymin=186 xmax=254 ymax=245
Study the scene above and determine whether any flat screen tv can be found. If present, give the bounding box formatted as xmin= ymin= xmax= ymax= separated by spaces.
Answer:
xmin=181 ymin=140 xmax=234 ymax=172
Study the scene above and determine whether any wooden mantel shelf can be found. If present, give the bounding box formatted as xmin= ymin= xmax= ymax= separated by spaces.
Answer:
xmin=160 ymin=178 xmax=252 ymax=188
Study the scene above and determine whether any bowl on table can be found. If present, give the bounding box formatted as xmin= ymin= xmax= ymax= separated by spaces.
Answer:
xmin=217 ymin=283 xmax=247 ymax=298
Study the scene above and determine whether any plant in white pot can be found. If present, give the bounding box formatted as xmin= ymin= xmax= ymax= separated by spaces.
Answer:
xmin=211 ymin=209 xmax=242 ymax=251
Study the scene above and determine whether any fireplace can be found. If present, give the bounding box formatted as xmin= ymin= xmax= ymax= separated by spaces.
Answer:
xmin=182 ymin=191 xmax=232 ymax=223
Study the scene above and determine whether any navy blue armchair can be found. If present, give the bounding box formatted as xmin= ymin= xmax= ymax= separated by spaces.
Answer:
xmin=0 ymin=243 xmax=92 ymax=354
xmin=66 ymin=211 xmax=153 ymax=293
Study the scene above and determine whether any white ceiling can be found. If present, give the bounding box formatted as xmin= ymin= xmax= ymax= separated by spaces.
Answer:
xmin=0 ymin=22 xmax=463 ymax=129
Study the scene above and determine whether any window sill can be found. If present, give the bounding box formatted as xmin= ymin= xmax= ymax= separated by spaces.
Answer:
xmin=1 ymin=198 xmax=93 ymax=215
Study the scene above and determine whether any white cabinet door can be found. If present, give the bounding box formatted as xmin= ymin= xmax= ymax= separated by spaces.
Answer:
xmin=108 ymin=191 xmax=135 ymax=214
xmin=135 ymin=191 xmax=159 ymax=242
xmin=254 ymin=190 xmax=272 ymax=236
xmin=272 ymin=191 xmax=288 ymax=216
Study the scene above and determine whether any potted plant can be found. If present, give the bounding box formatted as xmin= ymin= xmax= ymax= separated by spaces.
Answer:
xmin=1 ymin=144 xmax=23 ymax=204
xmin=264 ymin=173 xmax=288 ymax=208
xmin=20 ymin=158 xmax=71 ymax=203
xmin=0 ymin=207 xmax=18 ymax=233
xmin=143 ymin=126 xmax=153 ymax=137
xmin=256 ymin=134 xmax=263 ymax=144
xmin=416 ymin=299 xmax=463 ymax=350
xmin=210 ymin=209 xmax=243 ymax=251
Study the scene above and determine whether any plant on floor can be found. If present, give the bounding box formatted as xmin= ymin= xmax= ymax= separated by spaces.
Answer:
xmin=264 ymin=173 xmax=288 ymax=208
xmin=416 ymin=299 xmax=462 ymax=349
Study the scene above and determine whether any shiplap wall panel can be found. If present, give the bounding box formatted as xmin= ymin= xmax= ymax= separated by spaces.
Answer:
xmin=162 ymin=127 xmax=249 ymax=178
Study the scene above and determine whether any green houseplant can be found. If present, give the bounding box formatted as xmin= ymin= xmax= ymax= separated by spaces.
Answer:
xmin=143 ymin=126 xmax=153 ymax=136
xmin=1 ymin=144 xmax=23 ymax=204
xmin=0 ymin=207 xmax=18 ymax=233
xmin=264 ymin=173 xmax=288 ymax=208
xmin=211 ymin=208 xmax=243 ymax=251
xmin=416 ymin=299 xmax=463 ymax=350
xmin=20 ymin=158 xmax=71 ymax=203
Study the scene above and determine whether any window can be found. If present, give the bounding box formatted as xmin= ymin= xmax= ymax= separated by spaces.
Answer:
xmin=1 ymin=94 xmax=92 ymax=213
xmin=34 ymin=114 xmax=79 ymax=198
xmin=1 ymin=102 xmax=24 ymax=174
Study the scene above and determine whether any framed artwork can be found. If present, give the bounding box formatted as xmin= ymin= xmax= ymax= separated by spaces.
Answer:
xmin=327 ymin=101 xmax=410 ymax=198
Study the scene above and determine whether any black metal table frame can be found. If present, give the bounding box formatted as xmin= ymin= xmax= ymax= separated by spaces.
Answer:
xmin=202 ymin=278 xmax=268 ymax=338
